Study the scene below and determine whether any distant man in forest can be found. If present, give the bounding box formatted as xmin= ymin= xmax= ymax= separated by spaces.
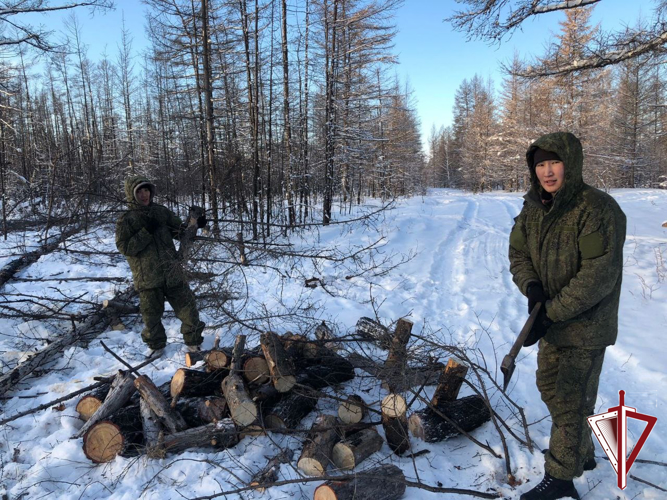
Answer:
xmin=116 ymin=176 xmax=207 ymax=358
xmin=509 ymin=132 xmax=626 ymax=500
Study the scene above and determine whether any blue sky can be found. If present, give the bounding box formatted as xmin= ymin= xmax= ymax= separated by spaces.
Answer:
xmin=25 ymin=0 xmax=648 ymax=145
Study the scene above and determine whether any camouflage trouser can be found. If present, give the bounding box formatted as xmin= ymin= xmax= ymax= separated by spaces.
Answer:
xmin=139 ymin=283 xmax=205 ymax=349
xmin=536 ymin=338 xmax=605 ymax=480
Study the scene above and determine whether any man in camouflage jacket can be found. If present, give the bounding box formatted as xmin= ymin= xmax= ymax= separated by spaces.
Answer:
xmin=116 ymin=176 xmax=205 ymax=356
xmin=509 ymin=132 xmax=626 ymax=500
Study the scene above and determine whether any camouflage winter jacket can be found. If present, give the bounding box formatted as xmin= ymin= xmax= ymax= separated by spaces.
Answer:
xmin=116 ymin=176 xmax=186 ymax=291
xmin=509 ymin=132 xmax=627 ymax=348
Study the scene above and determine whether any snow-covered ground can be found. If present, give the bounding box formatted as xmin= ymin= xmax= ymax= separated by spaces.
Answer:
xmin=1 ymin=188 xmax=665 ymax=499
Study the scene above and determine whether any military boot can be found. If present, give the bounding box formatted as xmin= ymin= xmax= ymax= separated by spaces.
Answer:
xmin=519 ymin=473 xmax=580 ymax=500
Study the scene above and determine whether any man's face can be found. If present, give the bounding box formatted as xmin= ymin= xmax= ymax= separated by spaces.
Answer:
xmin=136 ymin=186 xmax=151 ymax=206
xmin=535 ymin=160 xmax=565 ymax=193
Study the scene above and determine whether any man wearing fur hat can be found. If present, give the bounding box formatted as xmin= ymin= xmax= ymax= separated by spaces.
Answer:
xmin=509 ymin=132 xmax=626 ymax=499
xmin=116 ymin=176 xmax=207 ymax=358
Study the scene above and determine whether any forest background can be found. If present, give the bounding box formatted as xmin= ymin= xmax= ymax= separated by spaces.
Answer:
xmin=1 ymin=0 xmax=666 ymax=235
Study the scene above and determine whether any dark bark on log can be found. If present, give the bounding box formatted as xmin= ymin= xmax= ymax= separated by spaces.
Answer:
xmin=0 ymin=286 xmax=135 ymax=397
xmin=296 ymin=355 xmax=355 ymax=390
xmin=337 ymin=394 xmax=366 ymax=425
xmin=102 ymin=298 xmax=140 ymax=315
xmin=82 ymin=404 xmax=143 ymax=463
xmin=173 ymin=397 xmax=210 ymax=428
xmin=250 ymin=448 xmax=294 ymax=492
xmin=198 ymin=397 xmax=229 ymax=423
xmin=347 ymin=352 xmax=443 ymax=393
xmin=408 ymin=395 xmax=491 ymax=443
xmin=263 ymin=386 xmax=318 ymax=429
xmin=332 ymin=427 xmax=384 ymax=470
xmin=297 ymin=414 xmax=340 ymax=476
xmin=383 ymin=318 xmax=413 ymax=392
xmin=354 ymin=317 xmax=391 ymax=348
xmin=75 ymin=370 xmax=136 ymax=438
xmin=0 ymin=223 xmax=83 ymax=288
xmin=134 ymin=375 xmax=188 ymax=433
xmin=314 ymin=464 xmax=406 ymax=500
xmin=381 ymin=394 xmax=410 ymax=455
xmin=155 ymin=418 xmax=239 ymax=456
xmin=431 ymin=358 xmax=468 ymax=407
xmin=261 ymin=331 xmax=296 ymax=392
xmin=170 ymin=368 xmax=226 ymax=399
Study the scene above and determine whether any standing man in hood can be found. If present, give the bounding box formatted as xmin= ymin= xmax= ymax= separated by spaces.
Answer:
xmin=509 ymin=132 xmax=626 ymax=500
xmin=116 ymin=176 xmax=207 ymax=358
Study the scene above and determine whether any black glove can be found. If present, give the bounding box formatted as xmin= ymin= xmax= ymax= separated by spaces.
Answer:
xmin=526 ymin=282 xmax=548 ymax=315
xmin=145 ymin=217 xmax=160 ymax=234
xmin=196 ymin=215 xmax=207 ymax=228
xmin=523 ymin=306 xmax=553 ymax=347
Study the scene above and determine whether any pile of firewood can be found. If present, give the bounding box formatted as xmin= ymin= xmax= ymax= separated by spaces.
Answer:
xmin=72 ymin=317 xmax=491 ymax=499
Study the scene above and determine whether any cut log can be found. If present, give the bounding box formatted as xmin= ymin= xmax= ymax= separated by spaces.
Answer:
xmin=75 ymin=381 xmax=112 ymax=421
xmin=250 ymin=449 xmax=294 ymax=493
xmin=332 ymin=428 xmax=383 ymax=470
xmin=431 ymin=358 xmax=468 ymax=407
xmin=354 ymin=317 xmax=392 ymax=348
xmin=297 ymin=414 xmax=339 ymax=476
xmin=263 ymin=387 xmax=318 ymax=429
xmin=314 ymin=464 xmax=406 ymax=500
xmin=185 ymin=348 xmax=232 ymax=371
xmin=157 ymin=418 xmax=239 ymax=455
xmin=261 ymin=331 xmax=297 ymax=392
xmin=383 ymin=318 xmax=413 ymax=393
xmin=347 ymin=352 xmax=443 ymax=393
xmin=221 ymin=335 xmax=258 ymax=427
xmin=82 ymin=405 xmax=143 ymax=463
xmin=243 ymin=356 xmax=270 ymax=385
xmin=199 ymin=397 xmax=229 ymax=423
xmin=281 ymin=332 xmax=309 ymax=362
xmin=140 ymin=398 xmax=161 ymax=445
xmin=408 ymin=394 xmax=491 ymax=443
xmin=170 ymin=368 xmax=227 ymax=399
xmin=134 ymin=375 xmax=188 ymax=433
xmin=75 ymin=370 xmax=136 ymax=438
xmin=102 ymin=298 xmax=140 ymax=315
xmin=338 ymin=395 xmax=366 ymax=425
xmin=381 ymin=394 xmax=410 ymax=455
xmin=0 ymin=286 xmax=135 ymax=397
xmin=297 ymin=355 xmax=355 ymax=390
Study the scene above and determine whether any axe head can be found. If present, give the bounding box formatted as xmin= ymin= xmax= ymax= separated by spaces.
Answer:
xmin=500 ymin=354 xmax=516 ymax=391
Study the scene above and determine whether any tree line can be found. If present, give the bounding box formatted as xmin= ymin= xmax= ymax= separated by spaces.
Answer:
xmin=426 ymin=6 xmax=667 ymax=192
xmin=0 ymin=0 xmax=424 ymax=239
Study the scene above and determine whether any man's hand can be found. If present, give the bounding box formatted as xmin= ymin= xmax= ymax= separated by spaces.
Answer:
xmin=526 ymin=282 xmax=548 ymax=315
xmin=145 ymin=217 xmax=160 ymax=234
xmin=523 ymin=306 xmax=553 ymax=347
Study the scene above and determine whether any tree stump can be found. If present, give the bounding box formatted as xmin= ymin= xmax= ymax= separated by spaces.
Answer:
xmin=332 ymin=428 xmax=383 ymax=470
xmin=408 ymin=394 xmax=491 ymax=443
xmin=297 ymin=414 xmax=340 ymax=476
xmin=338 ymin=395 xmax=366 ymax=425
xmin=381 ymin=394 xmax=410 ymax=455
xmin=314 ymin=464 xmax=406 ymax=500
xmin=261 ymin=331 xmax=297 ymax=392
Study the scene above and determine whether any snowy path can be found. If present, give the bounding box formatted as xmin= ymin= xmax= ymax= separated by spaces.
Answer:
xmin=0 ymin=189 xmax=666 ymax=500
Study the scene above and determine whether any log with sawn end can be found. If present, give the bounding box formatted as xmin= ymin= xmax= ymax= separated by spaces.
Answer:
xmin=134 ymin=375 xmax=188 ymax=433
xmin=261 ymin=331 xmax=297 ymax=392
xmin=75 ymin=382 xmax=112 ymax=421
xmin=170 ymin=368 xmax=227 ymax=400
xmin=332 ymin=427 xmax=383 ymax=470
xmin=430 ymin=358 xmax=468 ymax=407
xmin=185 ymin=348 xmax=232 ymax=371
xmin=408 ymin=394 xmax=491 ymax=443
xmin=382 ymin=318 xmax=413 ymax=392
xmin=198 ymin=397 xmax=229 ymax=423
xmin=337 ymin=394 xmax=366 ymax=425
xmin=263 ymin=386 xmax=318 ymax=430
xmin=297 ymin=414 xmax=340 ymax=476
xmin=347 ymin=352 xmax=443 ymax=393
xmin=156 ymin=418 xmax=239 ymax=455
xmin=381 ymin=394 xmax=410 ymax=455
xmin=75 ymin=370 xmax=136 ymax=438
xmin=221 ymin=334 xmax=258 ymax=427
xmin=313 ymin=464 xmax=406 ymax=500
xmin=354 ymin=317 xmax=392 ymax=348
xmin=82 ymin=404 xmax=143 ymax=463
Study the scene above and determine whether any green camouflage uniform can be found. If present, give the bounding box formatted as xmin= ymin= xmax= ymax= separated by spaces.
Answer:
xmin=116 ymin=176 xmax=205 ymax=349
xmin=509 ymin=132 xmax=626 ymax=480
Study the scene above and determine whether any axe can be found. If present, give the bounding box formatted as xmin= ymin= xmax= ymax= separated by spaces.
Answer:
xmin=501 ymin=302 xmax=542 ymax=391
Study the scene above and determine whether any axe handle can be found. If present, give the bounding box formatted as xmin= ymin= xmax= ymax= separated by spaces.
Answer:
xmin=507 ymin=302 xmax=542 ymax=359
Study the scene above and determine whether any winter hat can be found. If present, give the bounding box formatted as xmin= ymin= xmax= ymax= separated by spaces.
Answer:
xmin=532 ymin=148 xmax=562 ymax=168
xmin=134 ymin=181 xmax=155 ymax=202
